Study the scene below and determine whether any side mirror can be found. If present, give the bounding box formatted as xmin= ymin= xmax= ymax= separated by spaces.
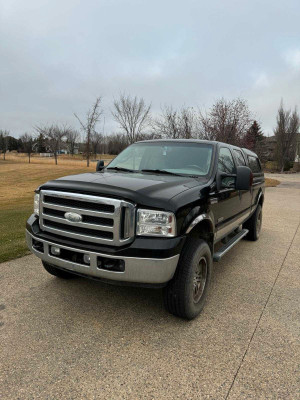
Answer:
xmin=236 ymin=166 xmax=252 ymax=190
xmin=216 ymin=172 xmax=235 ymax=191
xmin=96 ymin=160 xmax=104 ymax=172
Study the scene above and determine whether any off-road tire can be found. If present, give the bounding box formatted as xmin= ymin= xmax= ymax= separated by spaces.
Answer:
xmin=244 ymin=204 xmax=262 ymax=241
xmin=163 ymin=238 xmax=212 ymax=320
xmin=42 ymin=261 xmax=75 ymax=279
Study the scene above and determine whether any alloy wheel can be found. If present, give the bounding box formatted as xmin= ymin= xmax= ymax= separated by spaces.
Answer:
xmin=193 ymin=256 xmax=208 ymax=303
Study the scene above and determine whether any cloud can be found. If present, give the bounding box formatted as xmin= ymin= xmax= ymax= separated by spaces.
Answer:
xmin=0 ymin=0 xmax=300 ymax=137
xmin=284 ymin=49 xmax=300 ymax=69
xmin=248 ymin=68 xmax=300 ymax=135
xmin=253 ymin=72 xmax=270 ymax=88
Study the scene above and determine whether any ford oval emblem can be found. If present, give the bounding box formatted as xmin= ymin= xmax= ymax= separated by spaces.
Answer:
xmin=64 ymin=212 xmax=82 ymax=223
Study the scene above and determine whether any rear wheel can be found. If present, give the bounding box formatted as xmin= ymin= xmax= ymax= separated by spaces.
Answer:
xmin=244 ymin=204 xmax=262 ymax=241
xmin=42 ymin=261 xmax=75 ymax=279
xmin=163 ymin=238 xmax=212 ymax=320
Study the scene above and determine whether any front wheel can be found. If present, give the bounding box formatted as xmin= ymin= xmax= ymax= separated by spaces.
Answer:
xmin=163 ymin=238 xmax=212 ymax=320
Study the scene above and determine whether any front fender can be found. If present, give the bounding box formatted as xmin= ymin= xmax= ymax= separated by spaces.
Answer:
xmin=180 ymin=206 xmax=215 ymax=235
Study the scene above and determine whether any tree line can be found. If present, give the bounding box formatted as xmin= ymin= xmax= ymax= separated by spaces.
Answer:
xmin=0 ymin=95 xmax=299 ymax=171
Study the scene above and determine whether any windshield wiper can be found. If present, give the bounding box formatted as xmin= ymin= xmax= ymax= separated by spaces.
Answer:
xmin=140 ymin=169 xmax=182 ymax=176
xmin=106 ymin=167 xmax=135 ymax=173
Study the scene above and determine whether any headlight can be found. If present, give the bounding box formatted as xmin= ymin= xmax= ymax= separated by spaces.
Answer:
xmin=34 ymin=193 xmax=40 ymax=216
xmin=136 ymin=209 xmax=176 ymax=237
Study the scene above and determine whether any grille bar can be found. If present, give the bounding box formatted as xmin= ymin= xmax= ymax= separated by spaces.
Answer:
xmin=39 ymin=190 xmax=136 ymax=246
xmin=41 ymin=202 xmax=113 ymax=218
xmin=43 ymin=220 xmax=113 ymax=240
xmin=44 ymin=194 xmax=115 ymax=213
xmin=43 ymin=207 xmax=114 ymax=226
xmin=41 ymin=213 xmax=114 ymax=232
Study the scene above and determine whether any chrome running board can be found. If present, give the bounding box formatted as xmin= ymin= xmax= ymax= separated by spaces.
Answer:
xmin=213 ymin=229 xmax=249 ymax=262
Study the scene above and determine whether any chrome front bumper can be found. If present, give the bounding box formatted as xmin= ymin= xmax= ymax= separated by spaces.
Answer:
xmin=26 ymin=230 xmax=179 ymax=284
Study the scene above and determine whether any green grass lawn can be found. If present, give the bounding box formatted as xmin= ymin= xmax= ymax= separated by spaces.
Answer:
xmin=0 ymin=206 xmax=32 ymax=263
xmin=0 ymin=159 xmax=91 ymax=263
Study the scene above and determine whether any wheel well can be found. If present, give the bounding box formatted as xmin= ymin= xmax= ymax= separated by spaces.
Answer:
xmin=187 ymin=220 xmax=214 ymax=253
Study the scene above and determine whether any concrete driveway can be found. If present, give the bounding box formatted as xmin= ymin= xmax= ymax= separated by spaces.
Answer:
xmin=1 ymin=174 xmax=299 ymax=399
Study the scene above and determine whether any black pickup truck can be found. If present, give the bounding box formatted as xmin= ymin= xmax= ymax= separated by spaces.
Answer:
xmin=26 ymin=139 xmax=265 ymax=319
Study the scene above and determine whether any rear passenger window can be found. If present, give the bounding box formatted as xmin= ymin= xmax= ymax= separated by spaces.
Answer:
xmin=233 ymin=149 xmax=246 ymax=166
xmin=248 ymin=156 xmax=261 ymax=173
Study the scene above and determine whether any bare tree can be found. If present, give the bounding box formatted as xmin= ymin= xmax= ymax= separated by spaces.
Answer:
xmin=274 ymin=101 xmax=300 ymax=172
xmin=20 ymin=133 xmax=34 ymax=163
xmin=66 ymin=129 xmax=80 ymax=156
xmin=153 ymin=106 xmax=196 ymax=139
xmin=0 ymin=130 xmax=9 ymax=160
xmin=74 ymin=97 xmax=103 ymax=167
xmin=197 ymin=98 xmax=252 ymax=145
xmin=179 ymin=107 xmax=197 ymax=139
xmin=139 ymin=131 xmax=162 ymax=141
xmin=194 ymin=109 xmax=212 ymax=140
xmin=91 ymin=132 xmax=103 ymax=157
xmin=106 ymin=133 xmax=128 ymax=155
xmin=35 ymin=124 xmax=69 ymax=165
xmin=112 ymin=94 xmax=151 ymax=144
xmin=153 ymin=106 xmax=181 ymax=139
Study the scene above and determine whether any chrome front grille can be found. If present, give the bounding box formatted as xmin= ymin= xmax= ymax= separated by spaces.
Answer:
xmin=39 ymin=190 xmax=135 ymax=246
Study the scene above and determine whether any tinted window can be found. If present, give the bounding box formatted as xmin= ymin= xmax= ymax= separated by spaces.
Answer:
xmin=107 ymin=142 xmax=213 ymax=176
xmin=248 ymin=156 xmax=261 ymax=173
xmin=233 ymin=149 xmax=246 ymax=166
xmin=218 ymin=147 xmax=235 ymax=174
xmin=218 ymin=147 xmax=235 ymax=187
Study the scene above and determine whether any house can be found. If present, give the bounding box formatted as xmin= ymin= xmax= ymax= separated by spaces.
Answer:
xmin=265 ymin=136 xmax=277 ymax=161
xmin=66 ymin=144 xmax=79 ymax=155
xmin=32 ymin=142 xmax=52 ymax=154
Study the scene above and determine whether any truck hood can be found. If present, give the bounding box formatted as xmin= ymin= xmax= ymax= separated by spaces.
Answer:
xmin=40 ymin=171 xmax=209 ymax=211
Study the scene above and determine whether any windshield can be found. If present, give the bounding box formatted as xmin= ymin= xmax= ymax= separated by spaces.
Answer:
xmin=107 ymin=142 xmax=214 ymax=176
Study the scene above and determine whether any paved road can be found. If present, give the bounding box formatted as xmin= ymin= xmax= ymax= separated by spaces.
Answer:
xmin=1 ymin=174 xmax=299 ymax=399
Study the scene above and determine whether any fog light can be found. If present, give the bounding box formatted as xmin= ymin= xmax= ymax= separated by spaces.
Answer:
xmin=51 ymin=246 xmax=61 ymax=256
xmin=97 ymin=257 xmax=125 ymax=272
xmin=83 ymin=254 xmax=90 ymax=265
xmin=103 ymin=260 xmax=117 ymax=270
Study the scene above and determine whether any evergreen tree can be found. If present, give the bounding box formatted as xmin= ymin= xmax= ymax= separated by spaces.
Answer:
xmin=7 ymin=136 xmax=19 ymax=151
xmin=37 ymin=133 xmax=46 ymax=153
xmin=244 ymin=121 xmax=267 ymax=162
xmin=244 ymin=121 xmax=263 ymax=150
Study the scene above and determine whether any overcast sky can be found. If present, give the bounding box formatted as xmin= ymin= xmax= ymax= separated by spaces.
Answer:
xmin=1 ymin=0 xmax=300 ymax=137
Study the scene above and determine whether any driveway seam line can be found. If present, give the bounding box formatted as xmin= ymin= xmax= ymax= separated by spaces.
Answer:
xmin=224 ymin=219 xmax=300 ymax=400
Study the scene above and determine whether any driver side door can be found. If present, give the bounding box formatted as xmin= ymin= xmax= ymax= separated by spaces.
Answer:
xmin=211 ymin=146 xmax=241 ymax=241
